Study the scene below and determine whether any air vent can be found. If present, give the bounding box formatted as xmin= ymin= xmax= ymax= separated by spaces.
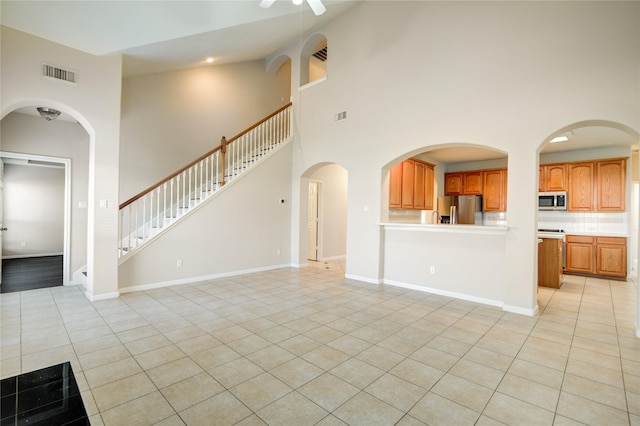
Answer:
xmin=42 ymin=63 xmax=78 ymax=85
xmin=312 ymin=46 xmax=327 ymax=62
xmin=334 ymin=111 xmax=347 ymax=122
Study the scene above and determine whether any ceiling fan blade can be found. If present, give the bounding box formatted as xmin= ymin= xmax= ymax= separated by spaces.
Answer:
xmin=307 ymin=0 xmax=326 ymax=16
xmin=259 ymin=0 xmax=276 ymax=8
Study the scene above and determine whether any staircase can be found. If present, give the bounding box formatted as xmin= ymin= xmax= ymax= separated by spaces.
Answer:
xmin=118 ymin=103 xmax=292 ymax=260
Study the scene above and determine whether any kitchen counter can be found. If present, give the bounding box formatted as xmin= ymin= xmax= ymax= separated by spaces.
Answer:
xmin=380 ymin=223 xmax=509 ymax=235
xmin=563 ymin=231 xmax=630 ymax=237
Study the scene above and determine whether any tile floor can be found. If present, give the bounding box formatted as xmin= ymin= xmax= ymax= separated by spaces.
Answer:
xmin=1 ymin=261 xmax=638 ymax=425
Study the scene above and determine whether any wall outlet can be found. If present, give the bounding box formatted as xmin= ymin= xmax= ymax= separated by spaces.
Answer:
xmin=429 ymin=265 xmax=435 ymax=274
xmin=176 ymin=259 xmax=183 ymax=267
xmin=21 ymin=241 xmax=27 ymax=247
xmin=276 ymin=249 xmax=281 ymax=256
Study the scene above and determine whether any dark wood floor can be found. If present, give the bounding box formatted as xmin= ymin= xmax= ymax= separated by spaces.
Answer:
xmin=1 ymin=256 xmax=63 ymax=293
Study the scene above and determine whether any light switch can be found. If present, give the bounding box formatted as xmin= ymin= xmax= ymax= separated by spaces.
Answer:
xmin=78 ymin=201 xmax=88 ymax=209
xmin=99 ymin=199 xmax=108 ymax=208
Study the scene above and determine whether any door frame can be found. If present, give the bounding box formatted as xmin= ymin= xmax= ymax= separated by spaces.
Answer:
xmin=0 ymin=151 xmax=71 ymax=286
xmin=308 ymin=180 xmax=322 ymax=261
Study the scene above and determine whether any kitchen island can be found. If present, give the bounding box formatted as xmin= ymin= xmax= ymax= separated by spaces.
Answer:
xmin=380 ymin=223 xmax=509 ymax=308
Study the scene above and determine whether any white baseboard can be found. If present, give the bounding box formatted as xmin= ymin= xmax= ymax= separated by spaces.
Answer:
xmin=503 ymin=304 xmax=539 ymax=317
xmin=85 ymin=291 xmax=120 ymax=301
xmin=383 ymin=279 xmax=504 ymax=308
xmin=119 ymin=263 xmax=291 ymax=294
xmin=344 ymin=274 xmax=382 ymax=284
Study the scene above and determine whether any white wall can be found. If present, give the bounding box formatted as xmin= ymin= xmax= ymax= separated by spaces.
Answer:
xmin=1 ymin=112 xmax=89 ymax=278
xmin=1 ymin=26 xmax=122 ymax=299
xmin=118 ymin=142 xmax=293 ymax=290
xmin=120 ymin=60 xmax=291 ymax=201
xmin=2 ymin=164 xmax=64 ymax=257
xmin=310 ymin=164 xmax=347 ymax=260
xmin=277 ymin=1 xmax=639 ymax=313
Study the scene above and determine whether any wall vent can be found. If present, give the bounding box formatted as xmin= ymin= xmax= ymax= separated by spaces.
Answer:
xmin=334 ymin=111 xmax=347 ymax=122
xmin=313 ymin=46 xmax=327 ymax=62
xmin=42 ymin=63 xmax=78 ymax=85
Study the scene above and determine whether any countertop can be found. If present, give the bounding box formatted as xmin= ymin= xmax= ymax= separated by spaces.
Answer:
xmin=380 ymin=223 xmax=509 ymax=235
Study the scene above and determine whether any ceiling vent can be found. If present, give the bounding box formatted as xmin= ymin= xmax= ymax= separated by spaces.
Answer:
xmin=312 ymin=46 xmax=327 ymax=62
xmin=42 ymin=63 xmax=78 ymax=85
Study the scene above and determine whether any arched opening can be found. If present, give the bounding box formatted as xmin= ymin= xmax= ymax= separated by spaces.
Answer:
xmin=300 ymin=34 xmax=327 ymax=87
xmin=537 ymin=120 xmax=639 ymax=332
xmin=383 ymin=144 xmax=508 ymax=226
xmin=300 ymin=163 xmax=348 ymax=270
xmin=1 ymin=103 xmax=91 ymax=293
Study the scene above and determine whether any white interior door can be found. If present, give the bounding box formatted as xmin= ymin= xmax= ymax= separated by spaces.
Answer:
xmin=307 ymin=182 xmax=319 ymax=261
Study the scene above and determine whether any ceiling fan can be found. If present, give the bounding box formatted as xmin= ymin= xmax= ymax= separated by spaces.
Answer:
xmin=259 ymin=0 xmax=326 ymax=16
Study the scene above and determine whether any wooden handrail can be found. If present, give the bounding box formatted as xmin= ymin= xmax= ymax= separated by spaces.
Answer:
xmin=119 ymin=102 xmax=292 ymax=210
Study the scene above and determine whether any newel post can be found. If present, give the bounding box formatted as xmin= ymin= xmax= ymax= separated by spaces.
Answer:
xmin=220 ymin=136 xmax=227 ymax=186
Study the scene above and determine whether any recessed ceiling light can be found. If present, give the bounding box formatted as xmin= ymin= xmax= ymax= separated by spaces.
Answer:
xmin=205 ymin=57 xmax=215 ymax=64
xmin=549 ymin=131 xmax=573 ymax=144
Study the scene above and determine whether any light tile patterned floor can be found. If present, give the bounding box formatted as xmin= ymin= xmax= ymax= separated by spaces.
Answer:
xmin=1 ymin=263 xmax=638 ymax=425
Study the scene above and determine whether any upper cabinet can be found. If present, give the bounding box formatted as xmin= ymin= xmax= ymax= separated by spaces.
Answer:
xmin=539 ymin=164 xmax=567 ymax=192
xmin=568 ymin=162 xmax=594 ymax=211
xmin=596 ymin=159 xmax=625 ymax=212
xmin=445 ymin=168 xmax=507 ymax=212
xmin=444 ymin=171 xmax=482 ymax=195
xmin=444 ymin=173 xmax=464 ymax=195
xmin=390 ymin=159 xmax=435 ymax=210
xmin=565 ymin=158 xmax=626 ymax=212
xmin=483 ymin=169 xmax=507 ymax=212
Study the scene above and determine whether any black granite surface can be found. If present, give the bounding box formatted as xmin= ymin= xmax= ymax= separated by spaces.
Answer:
xmin=1 ymin=362 xmax=89 ymax=425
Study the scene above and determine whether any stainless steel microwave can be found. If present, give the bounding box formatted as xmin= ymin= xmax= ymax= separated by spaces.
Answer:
xmin=538 ymin=191 xmax=567 ymax=211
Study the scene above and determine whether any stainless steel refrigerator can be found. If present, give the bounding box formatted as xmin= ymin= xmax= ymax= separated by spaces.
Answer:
xmin=437 ymin=195 xmax=483 ymax=224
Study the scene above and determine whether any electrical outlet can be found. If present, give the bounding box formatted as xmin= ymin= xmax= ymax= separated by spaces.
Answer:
xmin=21 ymin=241 xmax=26 ymax=247
xmin=276 ymin=249 xmax=281 ymax=256
xmin=176 ymin=259 xmax=183 ymax=267
xmin=430 ymin=266 xmax=435 ymax=274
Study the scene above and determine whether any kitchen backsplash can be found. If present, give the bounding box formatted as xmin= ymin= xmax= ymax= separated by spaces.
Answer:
xmin=538 ymin=211 xmax=629 ymax=235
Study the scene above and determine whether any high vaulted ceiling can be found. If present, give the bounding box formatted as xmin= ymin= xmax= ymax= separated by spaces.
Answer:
xmin=0 ymin=0 xmax=358 ymax=77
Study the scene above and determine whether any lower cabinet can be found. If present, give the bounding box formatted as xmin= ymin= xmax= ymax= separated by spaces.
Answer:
xmin=566 ymin=235 xmax=627 ymax=279
xmin=538 ymin=238 xmax=563 ymax=288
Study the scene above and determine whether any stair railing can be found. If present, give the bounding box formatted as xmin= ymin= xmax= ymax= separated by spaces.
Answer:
xmin=118 ymin=102 xmax=292 ymax=258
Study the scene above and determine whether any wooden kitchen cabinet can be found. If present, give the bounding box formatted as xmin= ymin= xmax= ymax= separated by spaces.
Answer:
xmin=596 ymin=159 xmax=625 ymax=212
xmin=566 ymin=235 xmax=594 ymax=274
xmin=424 ymin=163 xmax=434 ymax=210
xmin=538 ymin=238 xmax=563 ymax=288
xmin=539 ymin=164 xmax=567 ymax=192
xmin=389 ymin=159 xmax=435 ymax=210
xmin=401 ymin=160 xmax=415 ymax=209
xmin=444 ymin=171 xmax=483 ymax=195
xmin=566 ymin=235 xmax=627 ymax=279
xmin=389 ymin=162 xmax=403 ymax=208
xmin=445 ymin=173 xmax=464 ymax=195
xmin=595 ymin=237 xmax=627 ymax=278
xmin=568 ymin=162 xmax=594 ymax=211
xmin=483 ymin=168 xmax=507 ymax=212
xmin=463 ymin=172 xmax=483 ymax=194
xmin=413 ymin=161 xmax=426 ymax=209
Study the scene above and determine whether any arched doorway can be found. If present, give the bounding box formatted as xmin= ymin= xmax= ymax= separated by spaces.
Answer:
xmin=537 ymin=120 xmax=640 ymax=334
xmin=1 ymin=105 xmax=90 ymax=292
xmin=301 ymin=163 xmax=348 ymax=270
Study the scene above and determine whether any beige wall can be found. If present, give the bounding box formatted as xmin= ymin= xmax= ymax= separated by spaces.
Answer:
xmin=2 ymin=164 xmax=64 ymax=257
xmin=279 ymin=1 xmax=639 ymax=314
xmin=120 ymin=60 xmax=291 ymax=201
xmin=1 ymin=26 xmax=122 ymax=299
